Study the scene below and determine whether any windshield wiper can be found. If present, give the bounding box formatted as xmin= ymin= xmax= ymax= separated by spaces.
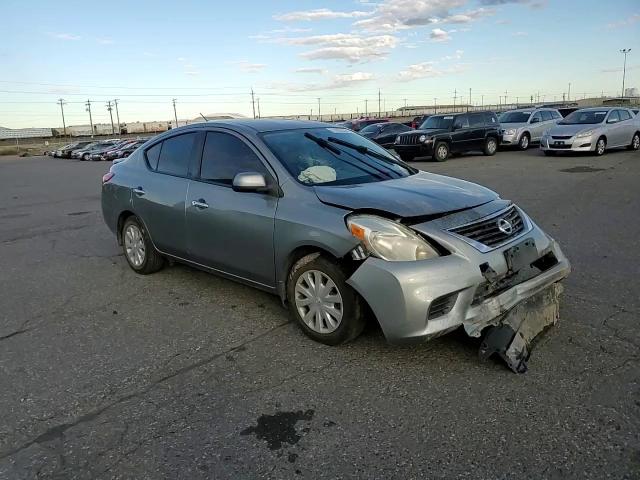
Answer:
xmin=304 ymin=132 xmax=341 ymax=154
xmin=327 ymin=137 xmax=418 ymax=174
xmin=303 ymin=132 xmax=389 ymax=180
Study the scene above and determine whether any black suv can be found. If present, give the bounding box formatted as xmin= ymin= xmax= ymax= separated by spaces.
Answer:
xmin=394 ymin=111 xmax=501 ymax=162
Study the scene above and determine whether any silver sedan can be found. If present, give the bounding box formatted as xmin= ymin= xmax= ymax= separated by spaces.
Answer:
xmin=541 ymin=107 xmax=640 ymax=156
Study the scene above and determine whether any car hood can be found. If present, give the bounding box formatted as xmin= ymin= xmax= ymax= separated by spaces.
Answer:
xmin=501 ymin=122 xmax=528 ymax=130
xmin=313 ymin=171 xmax=498 ymax=218
xmin=548 ymin=123 xmax=599 ymax=136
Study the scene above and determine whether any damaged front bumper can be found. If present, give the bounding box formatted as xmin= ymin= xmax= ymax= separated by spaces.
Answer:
xmin=346 ymin=211 xmax=570 ymax=367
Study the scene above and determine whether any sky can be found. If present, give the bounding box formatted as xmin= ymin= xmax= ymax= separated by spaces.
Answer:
xmin=1 ymin=0 xmax=639 ymax=128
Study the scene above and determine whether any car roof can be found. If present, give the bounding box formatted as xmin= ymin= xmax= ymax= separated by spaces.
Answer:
xmin=196 ymin=119 xmax=330 ymax=133
xmin=577 ymin=107 xmax=617 ymax=112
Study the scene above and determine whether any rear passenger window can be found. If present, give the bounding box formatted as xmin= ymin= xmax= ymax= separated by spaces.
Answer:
xmin=541 ymin=111 xmax=553 ymax=121
xmin=468 ymin=113 xmax=485 ymax=127
xmin=200 ymin=132 xmax=268 ymax=186
xmin=145 ymin=142 xmax=162 ymax=170
xmin=157 ymin=133 xmax=196 ymax=177
xmin=618 ymin=110 xmax=631 ymax=121
xmin=483 ymin=112 xmax=498 ymax=124
xmin=453 ymin=115 xmax=469 ymax=129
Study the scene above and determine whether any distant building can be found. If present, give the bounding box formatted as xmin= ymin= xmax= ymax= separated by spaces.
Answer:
xmin=624 ymin=87 xmax=639 ymax=98
xmin=0 ymin=126 xmax=52 ymax=140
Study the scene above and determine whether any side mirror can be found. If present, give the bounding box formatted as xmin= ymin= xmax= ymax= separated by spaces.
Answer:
xmin=530 ymin=117 xmax=540 ymax=124
xmin=232 ymin=172 xmax=268 ymax=193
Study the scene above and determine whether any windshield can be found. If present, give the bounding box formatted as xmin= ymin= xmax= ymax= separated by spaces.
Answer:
xmin=261 ymin=127 xmax=415 ymax=186
xmin=359 ymin=124 xmax=382 ymax=134
xmin=560 ymin=110 xmax=608 ymax=125
xmin=420 ymin=115 xmax=454 ymax=130
xmin=499 ymin=111 xmax=531 ymax=123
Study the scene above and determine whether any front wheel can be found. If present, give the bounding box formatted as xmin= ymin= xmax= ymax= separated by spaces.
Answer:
xmin=121 ymin=216 xmax=164 ymax=274
xmin=287 ymin=254 xmax=365 ymax=346
xmin=594 ymin=137 xmax=606 ymax=156
xmin=433 ymin=142 xmax=449 ymax=162
xmin=628 ymin=132 xmax=640 ymax=151
xmin=518 ymin=133 xmax=530 ymax=150
xmin=483 ymin=137 xmax=498 ymax=156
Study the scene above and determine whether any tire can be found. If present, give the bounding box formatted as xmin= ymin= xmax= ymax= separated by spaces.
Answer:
xmin=82 ymin=153 xmax=90 ymax=161
xmin=121 ymin=216 xmax=164 ymax=274
xmin=433 ymin=142 xmax=449 ymax=162
xmin=483 ymin=137 xmax=498 ymax=156
xmin=594 ymin=137 xmax=606 ymax=156
xmin=399 ymin=153 xmax=415 ymax=162
xmin=628 ymin=132 xmax=640 ymax=151
xmin=518 ymin=133 xmax=530 ymax=150
xmin=287 ymin=254 xmax=365 ymax=346
xmin=543 ymin=150 xmax=556 ymax=157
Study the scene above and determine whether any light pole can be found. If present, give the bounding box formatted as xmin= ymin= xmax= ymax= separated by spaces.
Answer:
xmin=620 ymin=48 xmax=631 ymax=98
xmin=172 ymin=98 xmax=178 ymax=127
xmin=85 ymin=100 xmax=94 ymax=138
xmin=317 ymin=97 xmax=321 ymax=121
xmin=113 ymin=99 xmax=121 ymax=135
xmin=106 ymin=101 xmax=115 ymax=135
xmin=57 ymin=98 xmax=67 ymax=139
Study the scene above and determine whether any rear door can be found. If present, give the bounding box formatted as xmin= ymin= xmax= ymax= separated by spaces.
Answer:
xmin=450 ymin=115 xmax=471 ymax=152
xmin=467 ymin=113 xmax=487 ymax=150
xmin=186 ymin=130 xmax=278 ymax=287
xmin=132 ymin=132 xmax=200 ymax=257
xmin=617 ymin=109 xmax=635 ymax=146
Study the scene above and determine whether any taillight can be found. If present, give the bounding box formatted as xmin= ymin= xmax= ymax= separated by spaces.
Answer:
xmin=102 ymin=172 xmax=115 ymax=184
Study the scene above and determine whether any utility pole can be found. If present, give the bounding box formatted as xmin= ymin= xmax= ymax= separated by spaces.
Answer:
xmin=365 ymin=99 xmax=368 ymax=117
xmin=257 ymin=98 xmax=261 ymax=118
xmin=434 ymin=97 xmax=437 ymax=114
xmin=453 ymin=89 xmax=457 ymax=112
xmin=85 ymin=100 xmax=94 ymax=138
xmin=317 ymin=97 xmax=321 ymax=121
xmin=172 ymin=98 xmax=178 ymax=128
xmin=481 ymin=95 xmax=484 ymax=108
xmin=504 ymin=90 xmax=508 ymax=107
xmin=113 ymin=99 xmax=121 ymax=135
xmin=106 ymin=100 xmax=115 ymax=135
xmin=468 ymin=88 xmax=471 ymax=112
xmin=378 ymin=89 xmax=381 ymax=118
xmin=251 ymin=88 xmax=256 ymax=119
xmin=620 ymin=48 xmax=631 ymax=97
xmin=403 ymin=98 xmax=407 ymax=109
xmin=57 ymin=98 xmax=67 ymax=139
xmin=567 ymin=82 xmax=571 ymax=101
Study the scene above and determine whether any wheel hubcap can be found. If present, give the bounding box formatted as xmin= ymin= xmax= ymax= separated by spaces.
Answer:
xmin=488 ymin=140 xmax=496 ymax=153
xmin=597 ymin=140 xmax=605 ymax=154
xmin=437 ymin=146 xmax=447 ymax=159
xmin=521 ymin=136 xmax=529 ymax=149
xmin=294 ymin=270 xmax=343 ymax=334
xmin=124 ymin=224 xmax=145 ymax=267
xmin=633 ymin=135 xmax=639 ymax=149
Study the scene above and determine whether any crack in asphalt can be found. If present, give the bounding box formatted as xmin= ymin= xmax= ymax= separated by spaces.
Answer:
xmin=0 ymin=328 xmax=32 ymax=341
xmin=0 ymin=319 xmax=292 ymax=463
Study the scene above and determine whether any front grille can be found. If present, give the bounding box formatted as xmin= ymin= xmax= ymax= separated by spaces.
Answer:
xmin=449 ymin=206 xmax=525 ymax=249
xmin=551 ymin=135 xmax=572 ymax=140
xmin=551 ymin=144 xmax=572 ymax=149
xmin=428 ymin=293 xmax=458 ymax=320
xmin=396 ymin=133 xmax=420 ymax=145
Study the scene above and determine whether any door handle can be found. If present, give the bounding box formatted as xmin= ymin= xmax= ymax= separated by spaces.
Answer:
xmin=191 ymin=199 xmax=209 ymax=209
xmin=133 ymin=187 xmax=145 ymax=196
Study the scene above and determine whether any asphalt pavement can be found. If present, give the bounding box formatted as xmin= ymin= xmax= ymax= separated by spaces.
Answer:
xmin=0 ymin=148 xmax=638 ymax=479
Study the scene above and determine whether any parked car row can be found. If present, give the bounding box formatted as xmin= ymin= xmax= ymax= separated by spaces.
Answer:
xmin=349 ymin=106 xmax=639 ymax=162
xmin=50 ymin=138 xmax=150 ymax=161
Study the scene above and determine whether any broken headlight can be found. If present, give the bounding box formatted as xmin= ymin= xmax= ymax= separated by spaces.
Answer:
xmin=346 ymin=214 xmax=439 ymax=261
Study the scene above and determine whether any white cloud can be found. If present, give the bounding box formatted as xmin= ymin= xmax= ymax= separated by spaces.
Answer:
xmin=606 ymin=13 xmax=640 ymax=29
xmin=512 ymin=31 xmax=528 ymax=36
xmin=442 ymin=49 xmax=464 ymax=60
xmin=430 ymin=28 xmax=451 ymax=42
xmin=231 ymin=61 xmax=267 ymax=73
xmin=270 ymin=71 xmax=375 ymax=92
xmin=286 ymin=33 xmax=398 ymax=63
xmin=97 ymin=38 xmax=114 ymax=45
xmin=398 ymin=62 xmax=467 ymax=81
xmin=49 ymin=32 xmax=80 ymax=41
xmin=354 ymin=0 xmax=465 ymax=31
xmin=294 ymin=67 xmax=328 ymax=74
xmin=274 ymin=8 xmax=372 ymax=21
xmin=328 ymin=72 xmax=375 ymax=88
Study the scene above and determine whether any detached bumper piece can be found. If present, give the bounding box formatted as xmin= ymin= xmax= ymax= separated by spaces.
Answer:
xmin=478 ymin=282 xmax=563 ymax=373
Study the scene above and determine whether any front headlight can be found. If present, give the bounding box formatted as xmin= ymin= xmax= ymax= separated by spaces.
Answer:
xmin=419 ymin=135 xmax=427 ymax=142
xmin=346 ymin=214 xmax=439 ymax=261
xmin=505 ymin=128 xmax=517 ymax=135
xmin=395 ymin=135 xmax=401 ymax=143
xmin=575 ymin=130 xmax=593 ymax=139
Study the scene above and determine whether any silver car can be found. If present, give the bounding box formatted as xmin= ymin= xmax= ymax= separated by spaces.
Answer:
xmin=541 ymin=107 xmax=640 ymax=156
xmin=499 ymin=108 xmax=562 ymax=150
xmin=101 ymin=120 xmax=570 ymax=370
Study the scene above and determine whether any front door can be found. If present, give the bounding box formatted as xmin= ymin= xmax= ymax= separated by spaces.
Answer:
xmin=450 ymin=115 xmax=471 ymax=152
xmin=186 ymin=130 xmax=278 ymax=287
xmin=467 ymin=113 xmax=487 ymax=151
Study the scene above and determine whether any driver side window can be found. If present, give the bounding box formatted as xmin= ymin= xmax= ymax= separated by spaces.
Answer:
xmin=530 ymin=112 xmax=542 ymax=123
xmin=607 ymin=111 xmax=620 ymax=123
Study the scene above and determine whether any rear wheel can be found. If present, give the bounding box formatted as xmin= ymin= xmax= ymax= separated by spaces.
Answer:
xmin=433 ymin=142 xmax=449 ymax=162
xmin=399 ymin=153 xmax=415 ymax=162
xmin=483 ymin=137 xmax=498 ymax=156
xmin=82 ymin=153 xmax=90 ymax=161
xmin=518 ymin=133 xmax=530 ymax=150
xmin=629 ymin=132 xmax=640 ymax=150
xmin=121 ymin=216 xmax=164 ymax=274
xmin=594 ymin=137 xmax=606 ymax=156
xmin=287 ymin=254 xmax=365 ymax=346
